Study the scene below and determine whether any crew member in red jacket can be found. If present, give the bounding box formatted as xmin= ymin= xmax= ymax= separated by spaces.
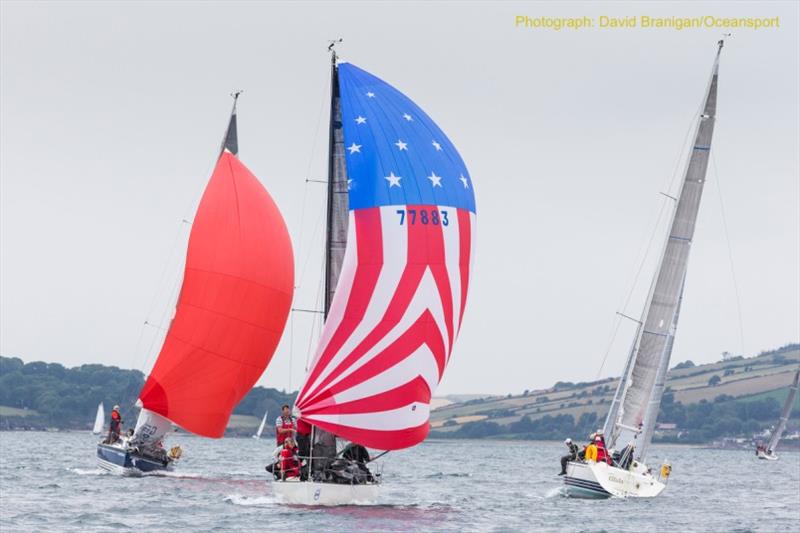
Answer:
xmin=107 ymin=405 xmax=123 ymax=443
xmin=275 ymin=404 xmax=296 ymax=446
xmin=279 ymin=437 xmax=301 ymax=479
xmin=594 ymin=435 xmax=611 ymax=465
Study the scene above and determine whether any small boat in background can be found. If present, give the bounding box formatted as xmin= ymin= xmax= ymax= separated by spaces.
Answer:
xmin=97 ymin=95 xmax=294 ymax=475
xmin=756 ymin=369 xmax=799 ymax=461
xmin=253 ymin=410 xmax=269 ymax=440
xmin=92 ymin=402 xmax=104 ymax=435
xmin=565 ymin=40 xmax=725 ymax=499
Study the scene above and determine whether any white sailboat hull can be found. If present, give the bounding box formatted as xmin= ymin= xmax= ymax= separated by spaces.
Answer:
xmin=271 ymin=479 xmax=380 ymax=505
xmin=564 ymin=461 xmax=666 ymax=499
xmin=756 ymin=450 xmax=778 ymax=461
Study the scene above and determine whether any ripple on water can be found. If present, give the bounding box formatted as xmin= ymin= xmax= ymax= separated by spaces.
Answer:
xmin=224 ymin=494 xmax=278 ymax=506
xmin=2 ymin=433 xmax=799 ymax=533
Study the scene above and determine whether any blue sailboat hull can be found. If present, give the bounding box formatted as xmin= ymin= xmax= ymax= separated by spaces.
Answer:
xmin=96 ymin=443 xmax=172 ymax=475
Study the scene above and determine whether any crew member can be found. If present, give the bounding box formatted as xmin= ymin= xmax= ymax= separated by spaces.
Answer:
xmin=279 ymin=437 xmax=301 ymax=479
xmin=595 ymin=435 xmax=611 ymax=465
xmin=584 ymin=438 xmax=598 ymax=462
xmin=107 ymin=405 xmax=123 ymax=443
xmin=559 ymin=438 xmax=579 ymax=475
xmin=275 ymin=404 xmax=296 ymax=446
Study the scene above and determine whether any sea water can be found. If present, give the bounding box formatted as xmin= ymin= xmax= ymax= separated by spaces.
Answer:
xmin=1 ymin=431 xmax=798 ymax=532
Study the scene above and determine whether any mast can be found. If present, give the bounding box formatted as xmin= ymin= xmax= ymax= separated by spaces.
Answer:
xmin=310 ymin=40 xmax=348 ymax=470
xmin=220 ymin=91 xmax=241 ymax=157
xmin=767 ymin=369 xmax=800 ymax=452
xmin=609 ymin=40 xmax=723 ymax=459
xmin=324 ymin=42 xmax=348 ymax=318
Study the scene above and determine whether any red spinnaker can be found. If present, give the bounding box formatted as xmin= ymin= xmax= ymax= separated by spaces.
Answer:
xmin=138 ymin=152 xmax=294 ymax=438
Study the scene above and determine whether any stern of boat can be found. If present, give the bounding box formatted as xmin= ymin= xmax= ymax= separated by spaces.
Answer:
xmin=270 ymin=479 xmax=380 ymax=506
xmin=564 ymin=460 xmax=666 ymax=499
xmin=96 ymin=442 xmax=173 ymax=475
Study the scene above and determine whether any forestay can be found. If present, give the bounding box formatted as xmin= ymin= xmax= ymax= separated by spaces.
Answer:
xmin=295 ymin=63 xmax=476 ymax=450
xmin=610 ymin=43 xmax=722 ymax=457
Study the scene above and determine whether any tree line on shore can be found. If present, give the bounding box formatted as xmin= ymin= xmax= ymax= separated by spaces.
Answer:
xmin=0 ymin=356 xmax=294 ymax=432
xmin=429 ymin=393 xmax=791 ymax=443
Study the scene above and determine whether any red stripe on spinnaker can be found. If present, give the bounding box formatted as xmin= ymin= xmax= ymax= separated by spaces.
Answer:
xmin=456 ymin=209 xmax=472 ymax=334
xmin=138 ymin=152 xmax=294 ymax=438
xmin=297 ymin=208 xmax=383 ymax=401
xmin=300 ymin=212 xmax=430 ymax=407
xmin=302 ymin=375 xmax=431 ymax=417
xmin=418 ymin=205 xmax=454 ymax=353
xmin=304 ymin=310 xmax=446 ymax=403
xmin=302 ymin=420 xmax=431 ymax=451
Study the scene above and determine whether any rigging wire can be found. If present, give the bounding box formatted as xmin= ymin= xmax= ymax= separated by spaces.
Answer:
xmin=711 ymin=148 xmax=746 ymax=356
xmin=290 ymin=64 xmax=332 ymax=385
xmin=594 ymin=101 xmax=703 ymax=379
xmin=133 ymin=143 xmax=219 ymax=376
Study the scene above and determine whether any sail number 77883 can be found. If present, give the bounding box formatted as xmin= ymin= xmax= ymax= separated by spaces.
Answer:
xmin=396 ymin=209 xmax=449 ymax=226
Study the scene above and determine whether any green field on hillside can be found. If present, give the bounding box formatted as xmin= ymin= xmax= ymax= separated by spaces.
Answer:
xmin=430 ymin=344 xmax=799 ymax=442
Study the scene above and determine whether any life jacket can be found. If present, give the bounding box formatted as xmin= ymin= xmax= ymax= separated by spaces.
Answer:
xmin=280 ymin=447 xmax=300 ymax=477
xmin=110 ymin=410 xmax=121 ymax=431
xmin=596 ymin=441 xmax=610 ymax=465
xmin=585 ymin=444 xmax=598 ymax=462
xmin=276 ymin=416 xmax=296 ymax=445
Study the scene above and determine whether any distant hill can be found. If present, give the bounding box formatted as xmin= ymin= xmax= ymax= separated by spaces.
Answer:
xmin=0 ymin=356 xmax=294 ymax=435
xmin=429 ymin=344 xmax=800 ymax=444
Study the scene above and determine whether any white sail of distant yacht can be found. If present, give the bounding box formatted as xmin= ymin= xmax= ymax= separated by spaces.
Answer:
xmin=758 ymin=369 xmax=799 ymax=460
xmin=253 ymin=410 xmax=269 ymax=440
xmin=564 ymin=40 xmax=725 ymax=499
xmin=92 ymin=403 xmax=105 ymax=435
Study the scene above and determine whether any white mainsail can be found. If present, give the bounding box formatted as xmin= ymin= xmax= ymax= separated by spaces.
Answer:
xmin=92 ymin=402 xmax=105 ymax=435
xmin=607 ymin=42 xmax=723 ymax=459
xmin=766 ymin=369 xmax=800 ymax=453
xmin=254 ymin=410 xmax=268 ymax=439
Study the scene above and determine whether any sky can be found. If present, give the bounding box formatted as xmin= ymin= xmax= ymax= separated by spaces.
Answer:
xmin=1 ymin=1 xmax=798 ymax=396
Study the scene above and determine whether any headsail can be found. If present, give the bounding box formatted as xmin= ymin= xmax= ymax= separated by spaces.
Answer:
xmin=767 ymin=369 xmax=800 ymax=452
xmin=609 ymin=42 xmax=723 ymax=458
xmin=92 ymin=402 xmax=105 ymax=435
xmin=295 ymin=62 xmax=476 ymax=450
xmin=135 ymin=99 xmax=294 ymax=440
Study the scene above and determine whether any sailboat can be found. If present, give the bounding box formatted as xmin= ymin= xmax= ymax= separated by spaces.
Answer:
xmin=96 ymin=96 xmax=295 ymax=475
xmin=270 ymin=45 xmax=476 ymax=505
xmin=92 ymin=402 xmax=105 ymax=435
xmin=564 ymin=40 xmax=725 ymax=499
xmin=253 ymin=410 xmax=269 ymax=440
xmin=756 ymin=369 xmax=799 ymax=460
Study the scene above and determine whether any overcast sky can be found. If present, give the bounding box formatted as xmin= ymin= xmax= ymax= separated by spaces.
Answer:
xmin=1 ymin=1 xmax=798 ymax=396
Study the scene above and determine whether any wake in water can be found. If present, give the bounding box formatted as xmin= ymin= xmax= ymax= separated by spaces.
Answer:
xmin=142 ymin=470 xmax=204 ymax=479
xmin=224 ymin=494 xmax=278 ymax=507
xmin=67 ymin=467 xmax=107 ymax=476
xmin=423 ymin=472 xmax=471 ymax=479
xmin=545 ymin=486 xmax=568 ymax=499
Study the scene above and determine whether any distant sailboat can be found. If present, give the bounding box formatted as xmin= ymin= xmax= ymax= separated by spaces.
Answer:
xmin=253 ymin=410 xmax=269 ymax=440
xmin=757 ymin=369 xmax=799 ymax=461
xmin=564 ymin=41 xmax=725 ymax=499
xmin=92 ymin=403 xmax=105 ymax=435
xmin=270 ymin=44 xmax=476 ymax=505
xmin=97 ymin=95 xmax=295 ymax=475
